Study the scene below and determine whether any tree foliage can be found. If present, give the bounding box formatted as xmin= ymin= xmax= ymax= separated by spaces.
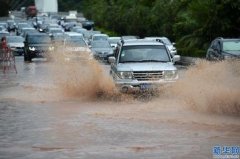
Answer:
xmin=81 ymin=0 xmax=240 ymax=56
xmin=0 ymin=0 xmax=11 ymax=16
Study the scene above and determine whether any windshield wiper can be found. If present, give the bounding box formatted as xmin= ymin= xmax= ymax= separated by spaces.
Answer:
xmin=138 ymin=60 xmax=168 ymax=62
xmin=222 ymin=51 xmax=240 ymax=56
xmin=120 ymin=60 xmax=139 ymax=63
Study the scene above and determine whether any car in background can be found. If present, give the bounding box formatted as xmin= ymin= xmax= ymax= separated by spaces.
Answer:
xmin=16 ymin=23 xmax=32 ymax=35
xmin=63 ymin=22 xmax=77 ymax=32
xmin=63 ymin=32 xmax=92 ymax=60
xmin=19 ymin=27 xmax=36 ymax=37
xmin=108 ymin=39 xmax=180 ymax=92
xmin=48 ymin=28 xmax=64 ymax=37
xmin=70 ymin=26 xmax=83 ymax=32
xmin=90 ymin=40 xmax=113 ymax=62
xmin=82 ymin=20 xmax=94 ymax=30
xmin=7 ymin=20 xmax=17 ymax=32
xmin=0 ymin=31 xmax=10 ymax=40
xmin=91 ymin=33 xmax=109 ymax=41
xmin=84 ymin=31 xmax=101 ymax=43
xmin=6 ymin=36 xmax=24 ymax=56
xmin=24 ymin=33 xmax=54 ymax=62
xmin=72 ymin=28 xmax=87 ymax=33
xmin=108 ymin=37 xmax=121 ymax=49
xmin=51 ymin=33 xmax=65 ymax=45
xmin=73 ymin=28 xmax=88 ymax=39
xmin=144 ymin=37 xmax=177 ymax=57
xmin=0 ymin=26 xmax=7 ymax=32
xmin=89 ymin=33 xmax=108 ymax=45
xmin=206 ymin=37 xmax=240 ymax=60
xmin=121 ymin=35 xmax=139 ymax=41
xmin=0 ymin=22 xmax=8 ymax=31
xmin=0 ymin=22 xmax=7 ymax=29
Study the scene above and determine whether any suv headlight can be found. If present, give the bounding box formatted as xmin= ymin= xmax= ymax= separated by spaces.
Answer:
xmin=49 ymin=46 xmax=54 ymax=51
xmin=118 ymin=71 xmax=133 ymax=79
xmin=164 ymin=70 xmax=178 ymax=80
xmin=29 ymin=47 xmax=36 ymax=51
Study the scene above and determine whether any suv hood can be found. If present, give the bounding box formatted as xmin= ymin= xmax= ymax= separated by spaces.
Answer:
xmin=117 ymin=62 xmax=176 ymax=72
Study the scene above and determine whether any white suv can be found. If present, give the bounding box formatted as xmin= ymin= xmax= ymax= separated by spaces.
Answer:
xmin=109 ymin=39 xmax=180 ymax=92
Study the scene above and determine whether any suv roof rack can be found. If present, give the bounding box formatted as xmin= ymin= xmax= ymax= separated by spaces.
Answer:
xmin=155 ymin=38 xmax=165 ymax=44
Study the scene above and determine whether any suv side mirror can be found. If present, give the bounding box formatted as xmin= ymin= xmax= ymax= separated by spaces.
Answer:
xmin=173 ymin=55 xmax=180 ymax=62
xmin=108 ymin=56 xmax=116 ymax=64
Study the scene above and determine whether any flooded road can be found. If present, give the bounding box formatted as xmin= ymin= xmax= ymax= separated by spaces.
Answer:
xmin=0 ymin=57 xmax=239 ymax=159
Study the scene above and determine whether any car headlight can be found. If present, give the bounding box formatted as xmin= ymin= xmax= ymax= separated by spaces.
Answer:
xmin=164 ymin=70 xmax=178 ymax=80
xmin=118 ymin=71 xmax=133 ymax=79
xmin=29 ymin=47 xmax=36 ymax=51
xmin=49 ymin=46 xmax=54 ymax=51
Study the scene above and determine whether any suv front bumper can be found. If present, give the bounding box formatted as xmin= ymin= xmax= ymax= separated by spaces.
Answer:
xmin=115 ymin=79 xmax=176 ymax=92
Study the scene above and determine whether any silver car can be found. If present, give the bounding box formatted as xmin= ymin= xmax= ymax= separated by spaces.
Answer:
xmin=6 ymin=36 xmax=24 ymax=56
xmin=145 ymin=37 xmax=177 ymax=57
xmin=63 ymin=32 xmax=92 ymax=60
xmin=90 ymin=40 xmax=113 ymax=62
xmin=109 ymin=39 xmax=180 ymax=92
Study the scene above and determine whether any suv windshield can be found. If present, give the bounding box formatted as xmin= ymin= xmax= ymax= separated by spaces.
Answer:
xmin=119 ymin=45 xmax=170 ymax=63
xmin=223 ymin=41 xmax=240 ymax=52
xmin=28 ymin=35 xmax=51 ymax=44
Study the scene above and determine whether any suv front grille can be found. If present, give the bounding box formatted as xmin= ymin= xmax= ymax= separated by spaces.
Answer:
xmin=133 ymin=71 xmax=163 ymax=81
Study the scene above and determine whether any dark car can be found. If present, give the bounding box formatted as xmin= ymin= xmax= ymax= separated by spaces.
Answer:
xmin=82 ymin=20 xmax=94 ymax=30
xmin=24 ymin=33 xmax=54 ymax=61
xmin=206 ymin=38 xmax=240 ymax=61
xmin=7 ymin=20 xmax=17 ymax=32
xmin=90 ymin=40 xmax=113 ymax=62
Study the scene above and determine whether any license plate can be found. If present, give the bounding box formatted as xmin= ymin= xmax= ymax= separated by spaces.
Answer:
xmin=140 ymin=83 xmax=151 ymax=90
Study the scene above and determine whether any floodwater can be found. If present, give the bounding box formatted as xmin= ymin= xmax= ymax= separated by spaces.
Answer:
xmin=0 ymin=57 xmax=239 ymax=159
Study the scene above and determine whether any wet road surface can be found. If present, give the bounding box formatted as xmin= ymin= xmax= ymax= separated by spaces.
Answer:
xmin=0 ymin=57 xmax=239 ymax=159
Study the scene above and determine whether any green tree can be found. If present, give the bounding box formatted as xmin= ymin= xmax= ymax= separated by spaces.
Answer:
xmin=78 ymin=0 xmax=240 ymax=56
xmin=0 ymin=0 xmax=10 ymax=17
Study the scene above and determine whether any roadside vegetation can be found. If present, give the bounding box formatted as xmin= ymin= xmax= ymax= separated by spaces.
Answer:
xmin=81 ymin=0 xmax=240 ymax=57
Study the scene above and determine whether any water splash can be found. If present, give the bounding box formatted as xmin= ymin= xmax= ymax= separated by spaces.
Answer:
xmin=165 ymin=60 xmax=240 ymax=115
